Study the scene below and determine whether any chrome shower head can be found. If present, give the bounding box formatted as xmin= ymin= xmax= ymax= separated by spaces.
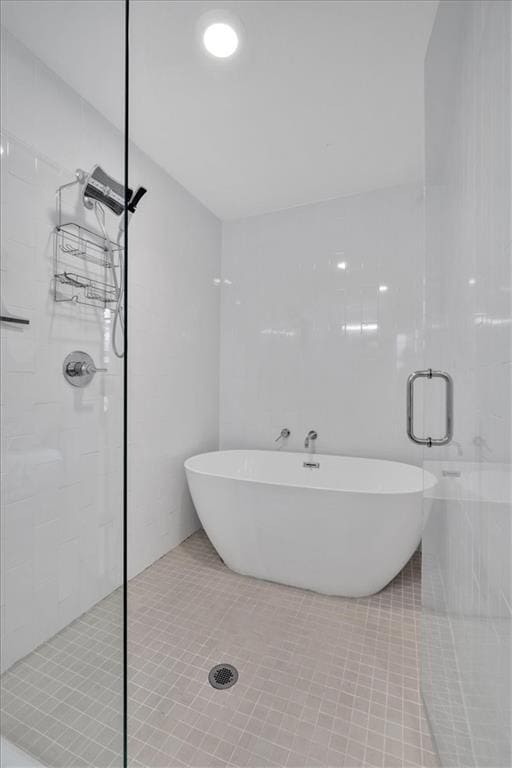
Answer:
xmin=79 ymin=165 xmax=132 ymax=216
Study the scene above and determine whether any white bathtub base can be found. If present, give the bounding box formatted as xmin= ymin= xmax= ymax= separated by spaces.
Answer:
xmin=185 ymin=451 xmax=436 ymax=598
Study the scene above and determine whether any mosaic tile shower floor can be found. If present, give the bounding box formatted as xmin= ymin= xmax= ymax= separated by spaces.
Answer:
xmin=1 ymin=531 xmax=438 ymax=767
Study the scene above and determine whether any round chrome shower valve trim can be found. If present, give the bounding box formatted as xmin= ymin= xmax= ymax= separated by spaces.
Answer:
xmin=63 ymin=351 xmax=106 ymax=387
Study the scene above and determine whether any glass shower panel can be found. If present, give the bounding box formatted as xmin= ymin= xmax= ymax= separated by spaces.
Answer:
xmin=421 ymin=2 xmax=511 ymax=766
xmin=0 ymin=2 xmax=127 ymax=766
xmin=127 ymin=5 xmax=435 ymax=768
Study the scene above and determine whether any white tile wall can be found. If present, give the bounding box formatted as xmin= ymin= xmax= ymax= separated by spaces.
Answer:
xmin=126 ymin=138 xmax=221 ymax=580
xmin=220 ymin=185 xmax=424 ymax=461
xmin=421 ymin=2 xmax=511 ymax=766
xmin=0 ymin=27 xmax=221 ymax=671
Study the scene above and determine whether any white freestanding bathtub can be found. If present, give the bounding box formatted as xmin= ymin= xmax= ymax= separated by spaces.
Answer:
xmin=185 ymin=450 xmax=437 ymax=597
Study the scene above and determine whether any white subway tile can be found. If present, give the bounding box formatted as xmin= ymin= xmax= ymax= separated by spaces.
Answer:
xmin=58 ymin=538 xmax=78 ymax=603
xmin=3 ymin=496 xmax=34 ymax=569
xmin=1 ymin=27 xmax=219 ymax=665
xmin=4 ymin=560 xmax=33 ymax=631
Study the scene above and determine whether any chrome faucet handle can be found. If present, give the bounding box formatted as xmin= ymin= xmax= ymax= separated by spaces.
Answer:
xmin=275 ymin=428 xmax=291 ymax=442
xmin=63 ymin=351 xmax=107 ymax=387
xmin=66 ymin=361 xmax=107 ymax=376
xmin=84 ymin=362 xmax=107 ymax=374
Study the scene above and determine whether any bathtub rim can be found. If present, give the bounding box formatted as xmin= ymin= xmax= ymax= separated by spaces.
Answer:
xmin=185 ymin=449 xmax=437 ymax=496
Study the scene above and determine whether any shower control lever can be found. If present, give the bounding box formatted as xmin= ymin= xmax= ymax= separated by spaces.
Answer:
xmin=63 ymin=351 xmax=107 ymax=387
xmin=275 ymin=428 xmax=291 ymax=442
xmin=66 ymin=361 xmax=107 ymax=376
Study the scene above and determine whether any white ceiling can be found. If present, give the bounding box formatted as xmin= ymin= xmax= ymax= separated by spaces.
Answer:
xmin=3 ymin=0 xmax=438 ymax=220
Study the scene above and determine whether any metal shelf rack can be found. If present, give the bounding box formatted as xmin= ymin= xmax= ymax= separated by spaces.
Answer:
xmin=53 ymin=177 xmax=122 ymax=308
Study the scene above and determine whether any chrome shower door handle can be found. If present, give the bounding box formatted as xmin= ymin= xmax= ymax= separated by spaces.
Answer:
xmin=407 ymin=369 xmax=453 ymax=447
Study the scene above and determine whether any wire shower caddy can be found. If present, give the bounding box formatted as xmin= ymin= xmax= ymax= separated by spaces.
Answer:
xmin=54 ymin=175 xmax=122 ymax=308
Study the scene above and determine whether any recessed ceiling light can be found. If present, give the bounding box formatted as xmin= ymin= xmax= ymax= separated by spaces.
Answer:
xmin=203 ymin=22 xmax=239 ymax=58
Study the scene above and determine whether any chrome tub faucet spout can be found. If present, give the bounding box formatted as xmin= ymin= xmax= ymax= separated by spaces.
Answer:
xmin=304 ymin=430 xmax=318 ymax=449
